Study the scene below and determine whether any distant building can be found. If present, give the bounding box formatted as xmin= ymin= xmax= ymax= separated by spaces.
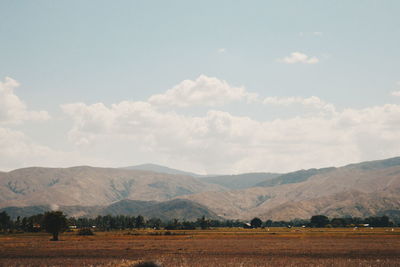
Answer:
xmin=243 ymin=223 xmax=252 ymax=229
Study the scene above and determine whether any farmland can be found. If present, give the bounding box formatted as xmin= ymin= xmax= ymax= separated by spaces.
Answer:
xmin=1 ymin=228 xmax=400 ymax=266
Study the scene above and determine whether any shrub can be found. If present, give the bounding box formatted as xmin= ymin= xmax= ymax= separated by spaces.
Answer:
xmin=77 ymin=228 xmax=94 ymax=236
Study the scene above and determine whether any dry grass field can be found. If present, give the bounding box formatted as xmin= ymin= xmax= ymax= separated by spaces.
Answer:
xmin=1 ymin=228 xmax=400 ymax=266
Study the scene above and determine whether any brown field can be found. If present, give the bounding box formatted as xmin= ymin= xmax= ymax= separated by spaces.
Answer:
xmin=1 ymin=228 xmax=400 ymax=267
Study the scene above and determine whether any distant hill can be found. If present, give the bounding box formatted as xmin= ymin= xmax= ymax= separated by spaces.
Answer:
xmin=0 ymin=166 xmax=224 ymax=208
xmin=182 ymin=156 xmax=400 ymax=220
xmin=122 ymin=163 xmax=201 ymax=177
xmin=200 ymin=173 xmax=280 ymax=190
xmin=0 ymin=205 xmax=50 ymax=218
xmin=345 ymin=156 xmax=400 ymax=170
xmin=101 ymin=199 xmax=221 ymax=221
xmin=1 ymin=199 xmax=221 ymax=221
xmin=101 ymin=199 xmax=156 ymax=215
xmin=0 ymin=205 xmax=104 ymax=219
xmin=256 ymin=167 xmax=335 ymax=187
xmin=258 ymin=188 xmax=400 ymax=220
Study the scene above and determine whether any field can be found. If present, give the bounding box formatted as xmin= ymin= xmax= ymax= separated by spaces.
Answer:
xmin=1 ymin=228 xmax=400 ymax=267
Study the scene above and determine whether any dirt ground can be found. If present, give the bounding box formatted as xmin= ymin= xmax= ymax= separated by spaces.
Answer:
xmin=0 ymin=228 xmax=399 ymax=266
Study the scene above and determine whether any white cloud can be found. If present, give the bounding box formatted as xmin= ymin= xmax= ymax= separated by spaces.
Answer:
xmin=218 ymin=48 xmax=226 ymax=53
xmin=391 ymin=91 xmax=400 ymax=97
xmin=61 ymin=93 xmax=400 ymax=174
xmin=0 ymin=127 xmax=50 ymax=166
xmin=2 ymin=76 xmax=400 ymax=174
xmin=148 ymin=75 xmax=257 ymax=107
xmin=0 ymin=127 xmax=64 ymax=170
xmin=278 ymin=52 xmax=319 ymax=64
xmin=263 ymin=96 xmax=336 ymax=112
xmin=0 ymin=126 xmax=111 ymax=171
xmin=0 ymin=77 xmax=50 ymax=124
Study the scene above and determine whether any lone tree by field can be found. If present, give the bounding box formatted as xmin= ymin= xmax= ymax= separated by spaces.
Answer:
xmin=250 ymin=217 xmax=263 ymax=228
xmin=42 ymin=211 xmax=67 ymax=241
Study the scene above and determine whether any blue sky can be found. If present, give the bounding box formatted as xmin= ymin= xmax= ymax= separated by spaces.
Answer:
xmin=1 ymin=1 xmax=400 ymax=173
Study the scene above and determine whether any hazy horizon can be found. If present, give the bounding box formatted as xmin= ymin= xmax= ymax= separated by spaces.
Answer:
xmin=2 ymin=155 xmax=400 ymax=177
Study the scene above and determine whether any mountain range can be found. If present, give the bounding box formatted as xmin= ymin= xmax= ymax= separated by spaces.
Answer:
xmin=0 ymin=166 xmax=223 ymax=207
xmin=1 ymin=157 xmax=400 ymax=221
xmin=182 ymin=157 xmax=400 ymax=220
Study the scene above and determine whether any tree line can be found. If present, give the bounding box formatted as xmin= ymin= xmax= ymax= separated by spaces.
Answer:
xmin=0 ymin=210 xmax=396 ymax=236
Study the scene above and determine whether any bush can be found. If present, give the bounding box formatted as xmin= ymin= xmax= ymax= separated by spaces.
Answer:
xmin=77 ymin=228 xmax=94 ymax=236
xmin=250 ymin=217 xmax=263 ymax=228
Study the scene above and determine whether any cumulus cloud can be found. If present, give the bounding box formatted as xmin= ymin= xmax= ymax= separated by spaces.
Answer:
xmin=278 ymin=52 xmax=319 ymax=64
xmin=263 ymin=96 xmax=336 ymax=112
xmin=0 ymin=77 xmax=50 ymax=124
xmin=61 ymin=94 xmax=400 ymax=174
xmin=3 ymin=75 xmax=400 ymax=174
xmin=148 ymin=75 xmax=257 ymax=107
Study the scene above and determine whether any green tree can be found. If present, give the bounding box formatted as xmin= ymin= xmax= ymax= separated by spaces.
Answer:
xmin=135 ymin=215 xmax=146 ymax=229
xmin=264 ymin=219 xmax=272 ymax=227
xmin=42 ymin=211 xmax=68 ymax=241
xmin=0 ymin=211 xmax=11 ymax=232
xmin=331 ymin=218 xmax=346 ymax=227
xmin=165 ymin=218 xmax=180 ymax=230
xmin=310 ymin=215 xmax=329 ymax=228
xmin=148 ymin=218 xmax=162 ymax=229
xmin=197 ymin=216 xmax=210 ymax=230
xmin=250 ymin=217 xmax=263 ymax=228
xmin=365 ymin=216 xmax=391 ymax=227
xmin=15 ymin=216 xmax=22 ymax=231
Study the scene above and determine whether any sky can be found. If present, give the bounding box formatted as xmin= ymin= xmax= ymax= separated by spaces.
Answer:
xmin=1 ymin=0 xmax=400 ymax=174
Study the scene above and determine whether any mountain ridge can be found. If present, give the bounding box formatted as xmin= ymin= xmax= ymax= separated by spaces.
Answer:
xmin=181 ymin=157 xmax=400 ymax=220
xmin=1 ymin=156 xmax=400 ymax=220
xmin=0 ymin=166 xmax=224 ymax=208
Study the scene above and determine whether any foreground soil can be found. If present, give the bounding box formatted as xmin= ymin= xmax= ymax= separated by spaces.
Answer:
xmin=1 ymin=228 xmax=399 ymax=266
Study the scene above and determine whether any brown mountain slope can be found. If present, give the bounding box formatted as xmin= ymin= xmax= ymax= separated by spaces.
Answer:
xmin=181 ymin=159 xmax=400 ymax=220
xmin=259 ymin=189 xmax=400 ymax=220
xmin=0 ymin=166 xmax=224 ymax=208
